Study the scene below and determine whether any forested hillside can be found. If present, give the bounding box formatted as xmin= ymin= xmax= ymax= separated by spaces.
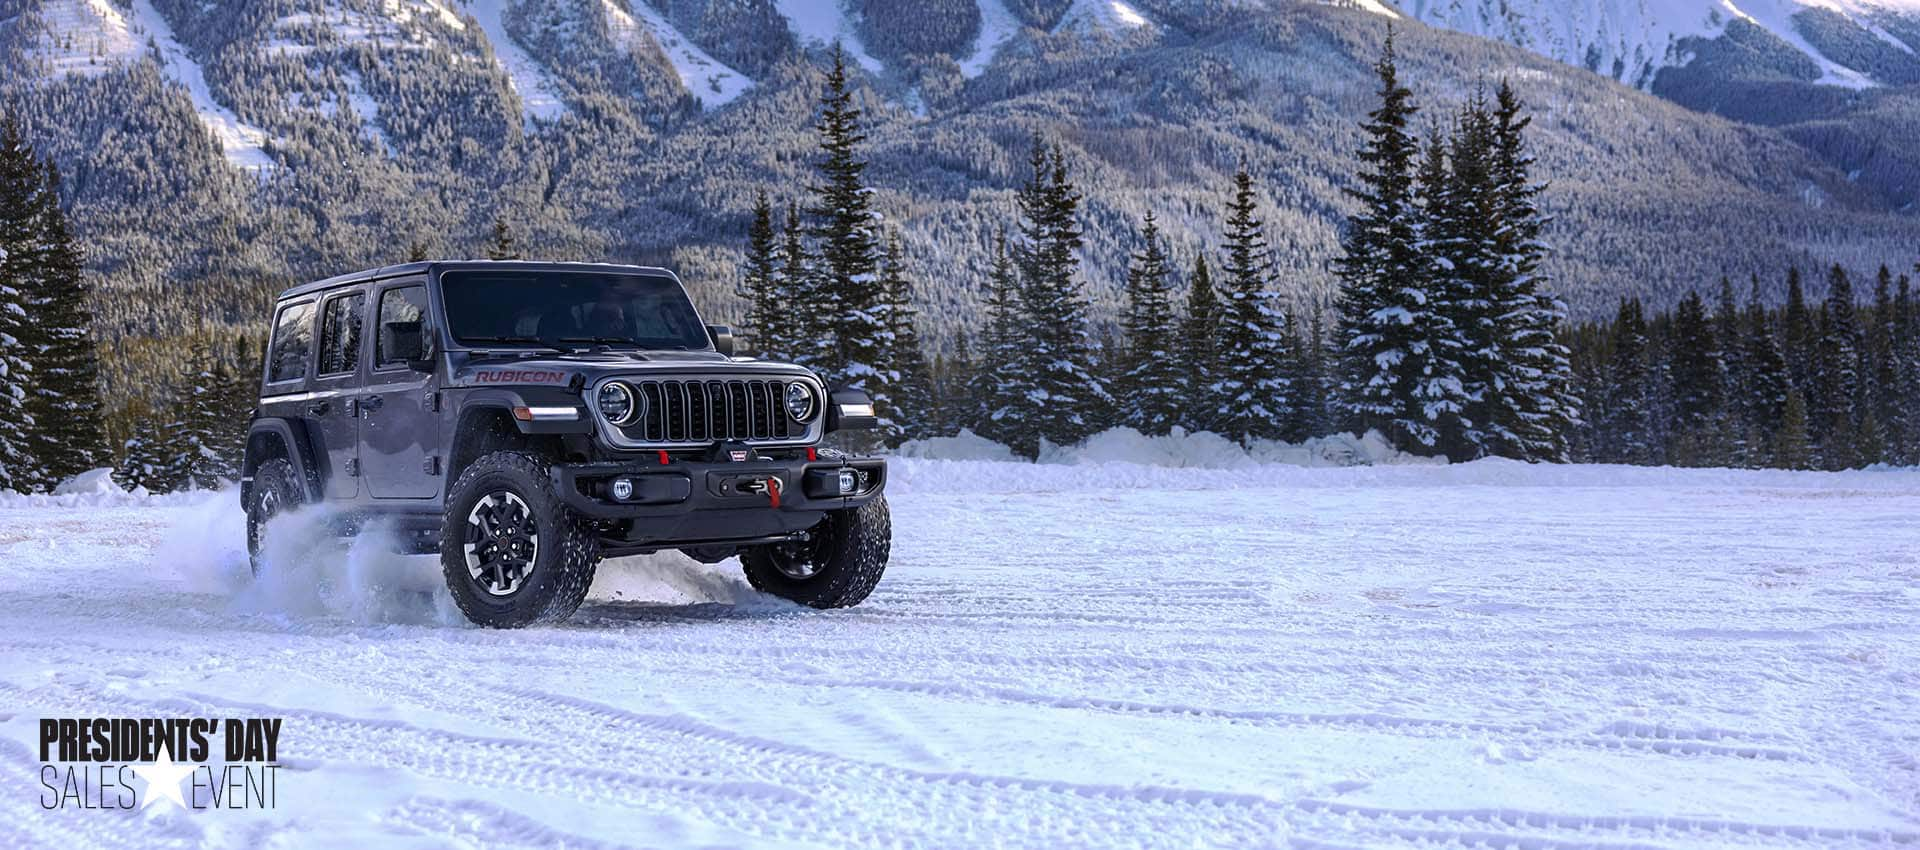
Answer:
xmin=2 ymin=0 xmax=1917 ymax=421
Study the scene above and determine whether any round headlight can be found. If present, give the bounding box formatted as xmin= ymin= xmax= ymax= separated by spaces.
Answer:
xmin=597 ymin=381 xmax=640 ymax=426
xmin=785 ymin=382 xmax=816 ymax=421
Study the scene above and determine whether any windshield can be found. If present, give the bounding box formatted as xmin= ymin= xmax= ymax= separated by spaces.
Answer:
xmin=442 ymin=270 xmax=711 ymax=351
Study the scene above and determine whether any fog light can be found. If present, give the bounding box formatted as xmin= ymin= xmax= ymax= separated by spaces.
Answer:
xmin=837 ymin=469 xmax=857 ymax=494
xmin=611 ymin=478 xmax=635 ymax=501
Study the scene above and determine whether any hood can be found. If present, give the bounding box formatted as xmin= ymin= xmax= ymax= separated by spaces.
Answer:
xmin=446 ymin=349 xmax=817 ymax=389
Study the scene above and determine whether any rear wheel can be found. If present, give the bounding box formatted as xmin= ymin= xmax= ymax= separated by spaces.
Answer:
xmin=742 ymin=496 xmax=891 ymax=608
xmin=441 ymin=451 xmax=599 ymax=628
xmin=245 ymin=459 xmax=303 ymax=577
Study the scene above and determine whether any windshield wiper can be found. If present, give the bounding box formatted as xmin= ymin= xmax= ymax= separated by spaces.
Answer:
xmin=553 ymin=336 xmax=642 ymax=349
xmin=461 ymin=335 xmax=566 ymax=353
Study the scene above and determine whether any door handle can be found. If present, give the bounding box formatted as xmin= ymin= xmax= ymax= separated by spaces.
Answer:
xmin=305 ymin=401 xmax=330 ymax=417
xmin=361 ymin=395 xmax=385 ymax=413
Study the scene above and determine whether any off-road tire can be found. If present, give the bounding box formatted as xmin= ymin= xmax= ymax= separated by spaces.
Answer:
xmin=742 ymin=496 xmax=891 ymax=608
xmin=246 ymin=458 xmax=304 ymax=577
xmin=441 ymin=451 xmax=599 ymax=628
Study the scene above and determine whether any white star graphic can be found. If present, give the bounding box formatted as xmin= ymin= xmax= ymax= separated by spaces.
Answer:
xmin=131 ymin=743 xmax=194 ymax=811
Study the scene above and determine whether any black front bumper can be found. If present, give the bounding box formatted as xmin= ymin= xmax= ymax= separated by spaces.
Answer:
xmin=551 ymin=455 xmax=886 ymax=547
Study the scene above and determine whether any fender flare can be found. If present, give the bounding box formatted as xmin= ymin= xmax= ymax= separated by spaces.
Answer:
xmin=243 ymin=417 xmax=324 ymax=503
xmin=458 ymin=387 xmax=593 ymax=435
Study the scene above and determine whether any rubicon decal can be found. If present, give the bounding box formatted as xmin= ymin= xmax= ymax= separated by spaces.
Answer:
xmin=38 ymin=717 xmax=283 ymax=811
xmin=473 ymin=369 xmax=568 ymax=383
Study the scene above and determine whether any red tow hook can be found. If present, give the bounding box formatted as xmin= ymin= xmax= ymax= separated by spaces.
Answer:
xmin=764 ymin=475 xmax=782 ymax=509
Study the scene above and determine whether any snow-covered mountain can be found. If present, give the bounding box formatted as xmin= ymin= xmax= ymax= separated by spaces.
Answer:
xmin=1400 ymin=0 xmax=1920 ymax=90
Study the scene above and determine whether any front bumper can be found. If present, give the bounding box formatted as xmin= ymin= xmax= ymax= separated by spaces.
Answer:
xmin=550 ymin=455 xmax=886 ymax=546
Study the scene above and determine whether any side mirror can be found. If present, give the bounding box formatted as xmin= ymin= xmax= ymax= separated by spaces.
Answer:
xmin=826 ymin=387 xmax=879 ymax=432
xmin=406 ymin=333 xmax=438 ymax=372
xmin=707 ymin=324 xmax=735 ymax=357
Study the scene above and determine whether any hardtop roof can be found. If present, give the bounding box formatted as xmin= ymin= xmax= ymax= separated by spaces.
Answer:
xmin=275 ymin=260 xmax=679 ymax=301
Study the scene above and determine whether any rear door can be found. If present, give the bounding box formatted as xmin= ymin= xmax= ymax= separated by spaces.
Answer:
xmin=311 ymin=289 xmax=367 ymax=500
xmin=362 ymin=281 xmax=442 ymax=499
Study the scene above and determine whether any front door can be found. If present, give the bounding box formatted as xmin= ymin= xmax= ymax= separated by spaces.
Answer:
xmin=362 ymin=282 xmax=442 ymax=499
xmin=311 ymin=289 xmax=367 ymax=500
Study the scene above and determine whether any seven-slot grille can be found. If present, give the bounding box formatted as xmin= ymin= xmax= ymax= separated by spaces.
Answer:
xmin=623 ymin=378 xmax=806 ymax=444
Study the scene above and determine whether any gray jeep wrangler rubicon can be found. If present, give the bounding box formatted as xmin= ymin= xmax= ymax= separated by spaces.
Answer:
xmin=240 ymin=261 xmax=891 ymax=627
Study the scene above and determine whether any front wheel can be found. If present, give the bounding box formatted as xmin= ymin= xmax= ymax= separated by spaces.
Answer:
xmin=441 ymin=451 xmax=600 ymax=628
xmin=742 ymin=496 xmax=891 ymax=608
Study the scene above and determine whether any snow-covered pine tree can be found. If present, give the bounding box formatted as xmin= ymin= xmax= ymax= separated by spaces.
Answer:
xmin=975 ymin=232 xmax=1034 ymax=453
xmin=22 ymin=160 xmax=108 ymax=489
xmin=929 ymin=331 xmax=978 ymax=436
xmin=1665 ymin=290 xmax=1724 ymax=467
xmin=805 ymin=43 xmax=886 ymax=402
xmin=0 ymin=118 xmax=42 ymax=492
xmin=1335 ymin=32 xmax=1467 ymax=455
xmin=1599 ymin=298 xmax=1656 ymax=464
xmin=114 ymin=406 xmax=174 ymax=493
xmin=1176 ymin=254 xmax=1221 ymax=432
xmin=1892 ymin=273 xmax=1919 ymax=465
xmin=776 ymin=201 xmax=817 ymax=365
xmin=163 ymin=345 xmax=235 ymax=490
xmin=406 ymin=237 xmax=431 ymax=262
xmin=1742 ymin=280 xmax=1789 ymax=468
xmin=483 ymin=214 xmax=520 ymax=260
xmin=1812 ymin=264 xmax=1862 ymax=469
xmin=1010 ymin=138 xmax=1104 ymax=454
xmin=1713 ymin=277 xmax=1750 ymax=462
xmin=1436 ymin=96 xmax=1504 ymax=458
xmin=1116 ymin=211 xmax=1181 ymax=435
xmin=1866 ymin=265 xmax=1900 ymax=464
xmin=1774 ymin=389 xmax=1814 ymax=470
xmin=876 ymin=235 xmax=931 ymax=443
xmin=1284 ymin=308 xmax=1334 ymax=441
xmin=737 ymin=191 xmax=786 ymax=360
xmin=1782 ymin=267 xmax=1815 ymax=398
xmin=1486 ymin=81 xmax=1578 ymax=462
xmin=1214 ymin=166 xmax=1292 ymax=442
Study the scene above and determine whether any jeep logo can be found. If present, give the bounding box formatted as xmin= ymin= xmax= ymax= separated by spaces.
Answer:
xmin=729 ymin=450 xmax=748 ymax=462
xmin=473 ymin=370 xmax=567 ymax=384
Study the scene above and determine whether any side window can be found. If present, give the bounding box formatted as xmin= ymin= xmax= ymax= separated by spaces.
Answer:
xmin=317 ymin=293 xmax=365 ymax=377
xmin=267 ymin=301 xmax=315 ymax=384
xmin=376 ymin=286 xmax=429 ymax=368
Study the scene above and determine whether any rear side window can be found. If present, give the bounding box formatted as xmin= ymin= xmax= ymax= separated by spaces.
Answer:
xmin=267 ymin=301 xmax=315 ymax=383
xmin=376 ymin=286 xmax=429 ymax=368
xmin=318 ymin=293 xmax=365 ymax=376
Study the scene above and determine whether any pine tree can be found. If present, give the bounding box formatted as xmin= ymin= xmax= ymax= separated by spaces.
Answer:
xmin=738 ymin=192 xmax=785 ymax=359
xmin=0 ymin=117 xmax=42 ymax=491
xmin=1215 ymin=166 xmax=1293 ymax=441
xmin=776 ymin=201 xmax=816 ymax=365
xmin=1176 ymin=254 xmax=1222 ymax=432
xmin=931 ymin=332 xmax=979 ymax=436
xmin=1742 ymin=280 xmax=1789 ymax=467
xmin=21 ymin=158 xmax=108 ymax=489
xmin=1865 ymin=265 xmax=1900 ymax=464
xmin=1712 ymin=276 xmax=1748 ymax=463
xmin=1665 ymin=290 xmax=1724 ymax=466
xmin=1783 ymin=266 xmax=1815 ymax=396
xmin=114 ymin=406 xmax=175 ymax=493
xmin=1892 ymin=274 xmax=1919 ymax=465
xmin=975 ymin=232 xmax=1031 ymax=451
xmin=1009 ymin=138 xmax=1104 ymax=454
xmin=483 ymin=214 xmax=520 ymax=260
xmin=406 ymin=237 xmax=431 ymax=262
xmin=1435 ymin=97 xmax=1503 ymax=458
xmin=806 ymin=43 xmax=885 ymax=398
xmin=876 ymin=235 xmax=931 ymax=443
xmin=1774 ymin=389 xmax=1813 ymax=470
xmin=1336 ymin=29 xmax=1451 ymax=452
xmin=1285 ymin=308 xmax=1334 ymax=441
xmin=1812 ymin=264 xmax=1862 ymax=469
xmin=1115 ymin=212 xmax=1181 ymax=434
xmin=1599 ymin=298 xmax=1655 ymax=464
xmin=1485 ymin=81 xmax=1578 ymax=462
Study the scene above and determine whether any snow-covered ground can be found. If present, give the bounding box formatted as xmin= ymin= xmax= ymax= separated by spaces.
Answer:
xmin=462 ymin=0 xmax=569 ymax=123
xmin=4 ymin=458 xmax=1919 ymax=848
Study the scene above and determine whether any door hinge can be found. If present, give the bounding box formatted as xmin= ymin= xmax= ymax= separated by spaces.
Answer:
xmin=425 ymin=390 xmax=439 ymax=412
xmin=346 ymin=458 xmax=360 ymax=477
xmin=423 ymin=455 xmax=440 ymax=476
